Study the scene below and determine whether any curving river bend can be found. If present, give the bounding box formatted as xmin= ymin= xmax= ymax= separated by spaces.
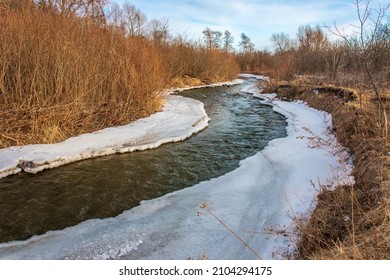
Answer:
xmin=0 ymin=78 xmax=287 ymax=244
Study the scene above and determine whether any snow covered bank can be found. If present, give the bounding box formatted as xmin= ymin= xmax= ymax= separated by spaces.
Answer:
xmin=0 ymin=78 xmax=246 ymax=179
xmin=0 ymin=85 xmax=353 ymax=260
xmin=239 ymin=73 xmax=270 ymax=82
xmin=169 ymin=78 xmax=244 ymax=92
xmin=0 ymin=95 xmax=209 ymax=178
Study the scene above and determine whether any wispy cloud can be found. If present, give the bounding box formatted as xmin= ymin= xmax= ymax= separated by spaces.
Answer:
xmin=114 ymin=0 xmax=389 ymax=49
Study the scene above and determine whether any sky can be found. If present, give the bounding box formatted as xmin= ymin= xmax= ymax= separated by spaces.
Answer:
xmin=114 ymin=0 xmax=389 ymax=50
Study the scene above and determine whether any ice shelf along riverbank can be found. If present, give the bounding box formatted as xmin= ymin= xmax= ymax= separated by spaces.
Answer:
xmin=0 ymin=75 xmax=353 ymax=259
xmin=0 ymin=79 xmax=244 ymax=179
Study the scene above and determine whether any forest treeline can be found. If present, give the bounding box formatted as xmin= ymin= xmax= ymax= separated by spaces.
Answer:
xmin=0 ymin=0 xmax=239 ymax=147
xmin=239 ymin=23 xmax=390 ymax=87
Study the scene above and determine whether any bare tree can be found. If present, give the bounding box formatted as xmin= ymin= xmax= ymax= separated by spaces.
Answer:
xmin=122 ymin=2 xmax=147 ymax=36
xmin=297 ymin=24 xmax=328 ymax=52
xmin=327 ymin=0 xmax=390 ymax=136
xmin=223 ymin=30 xmax=234 ymax=52
xmin=212 ymin=30 xmax=223 ymax=49
xmin=171 ymin=30 xmax=191 ymax=46
xmin=104 ymin=2 xmax=124 ymax=31
xmin=271 ymin=32 xmax=293 ymax=53
xmin=239 ymin=33 xmax=255 ymax=53
xmin=326 ymin=41 xmax=349 ymax=81
xmin=202 ymin=27 xmax=223 ymax=50
xmin=202 ymin=27 xmax=213 ymax=49
xmin=36 ymin=0 xmax=107 ymax=20
xmin=82 ymin=0 xmax=107 ymax=23
xmin=36 ymin=0 xmax=86 ymax=16
xmin=294 ymin=25 xmax=329 ymax=74
xmin=1 ymin=0 xmax=34 ymax=11
xmin=148 ymin=18 xmax=170 ymax=42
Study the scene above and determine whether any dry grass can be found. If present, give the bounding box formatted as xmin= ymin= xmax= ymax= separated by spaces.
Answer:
xmin=0 ymin=4 xmax=167 ymax=147
xmin=164 ymin=43 xmax=239 ymax=87
xmin=263 ymin=78 xmax=390 ymax=259
xmin=0 ymin=3 xmax=239 ymax=148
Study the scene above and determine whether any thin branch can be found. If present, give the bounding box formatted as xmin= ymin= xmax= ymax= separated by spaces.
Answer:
xmin=200 ymin=203 xmax=263 ymax=260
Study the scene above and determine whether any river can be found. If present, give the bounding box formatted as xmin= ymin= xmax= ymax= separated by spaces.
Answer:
xmin=0 ymin=78 xmax=287 ymax=244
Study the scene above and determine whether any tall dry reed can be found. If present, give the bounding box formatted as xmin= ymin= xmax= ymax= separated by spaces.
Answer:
xmin=0 ymin=2 xmax=240 ymax=148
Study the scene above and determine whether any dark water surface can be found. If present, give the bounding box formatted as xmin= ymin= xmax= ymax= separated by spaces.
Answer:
xmin=0 ymin=79 xmax=287 ymax=243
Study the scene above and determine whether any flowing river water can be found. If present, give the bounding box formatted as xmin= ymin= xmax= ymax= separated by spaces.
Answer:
xmin=0 ymin=78 xmax=287 ymax=244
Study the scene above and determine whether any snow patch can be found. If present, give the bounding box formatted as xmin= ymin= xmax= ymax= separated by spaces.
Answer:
xmin=169 ymin=79 xmax=244 ymax=93
xmin=239 ymin=73 xmax=270 ymax=82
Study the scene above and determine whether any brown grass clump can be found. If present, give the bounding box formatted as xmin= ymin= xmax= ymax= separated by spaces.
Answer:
xmin=164 ymin=44 xmax=240 ymax=87
xmin=263 ymin=78 xmax=390 ymax=259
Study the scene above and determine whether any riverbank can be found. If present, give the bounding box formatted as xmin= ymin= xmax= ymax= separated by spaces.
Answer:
xmin=263 ymin=79 xmax=390 ymax=259
xmin=0 ymin=77 xmax=352 ymax=259
xmin=0 ymin=79 xmax=245 ymax=179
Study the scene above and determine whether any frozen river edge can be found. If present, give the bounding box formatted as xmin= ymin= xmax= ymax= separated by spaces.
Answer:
xmin=0 ymin=79 xmax=244 ymax=179
xmin=0 ymin=75 xmax=353 ymax=259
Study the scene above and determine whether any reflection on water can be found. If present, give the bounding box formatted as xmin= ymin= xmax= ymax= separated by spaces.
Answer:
xmin=0 ymin=79 xmax=287 ymax=243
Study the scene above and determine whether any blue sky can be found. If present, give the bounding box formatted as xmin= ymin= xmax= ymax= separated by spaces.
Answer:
xmin=114 ymin=0 xmax=389 ymax=49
